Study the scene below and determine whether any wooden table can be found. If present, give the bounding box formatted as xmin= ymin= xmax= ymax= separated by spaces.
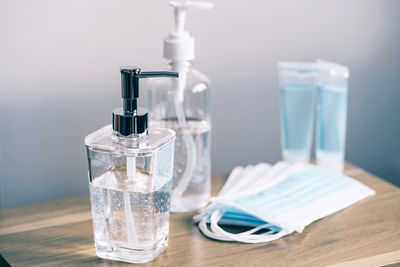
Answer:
xmin=1 ymin=163 xmax=400 ymax=267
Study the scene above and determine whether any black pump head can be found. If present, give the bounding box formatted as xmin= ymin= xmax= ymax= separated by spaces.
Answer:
xmin=113 ymin=66 xmax=179 ymax=136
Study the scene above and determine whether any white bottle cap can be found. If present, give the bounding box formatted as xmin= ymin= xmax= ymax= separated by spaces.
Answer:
xmin=164 ymin=1 xmax=213 ymax=61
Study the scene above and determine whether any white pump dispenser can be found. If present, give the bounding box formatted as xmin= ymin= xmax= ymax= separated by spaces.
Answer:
xmin=164 ymin=1 xmax=213 ymax=103
xmin=164 ymin=1 xmax=213 ymax=62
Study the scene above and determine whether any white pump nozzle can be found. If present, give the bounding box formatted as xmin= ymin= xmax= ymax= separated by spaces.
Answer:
xmin=170 ymin=1 xmax=213 ymax=34
xmin=164 ymin=1 xmax=213 ymax=61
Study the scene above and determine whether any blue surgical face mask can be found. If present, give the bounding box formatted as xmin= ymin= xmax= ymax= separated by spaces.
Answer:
xmin=194 ymin=162 xmax=375 ymax=243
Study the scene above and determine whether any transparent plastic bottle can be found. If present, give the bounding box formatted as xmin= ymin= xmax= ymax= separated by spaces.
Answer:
xmin=145 ymin=1 xmax=213 ymax=212
xmin=146 ymin=61 xmax=211 ymax=212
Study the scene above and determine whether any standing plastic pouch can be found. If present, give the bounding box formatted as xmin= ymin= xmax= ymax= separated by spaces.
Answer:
xmin=316 ymin=60 xmax=349 ymax=172
xmin=278 ymin=62 xmax=317 ymax=163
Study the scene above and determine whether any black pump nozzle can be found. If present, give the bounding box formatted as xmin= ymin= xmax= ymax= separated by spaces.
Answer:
xmin=113 ymin=67 xmax=179 ymax=136
xmin=120 ymin=67 xmax=179 ymax=114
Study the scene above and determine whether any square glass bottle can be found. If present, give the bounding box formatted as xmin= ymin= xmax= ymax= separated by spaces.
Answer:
xmin=86 ymin=125 xmax=175 ymax=263
xmin=85 ymin=67 xmax=178 ymax=263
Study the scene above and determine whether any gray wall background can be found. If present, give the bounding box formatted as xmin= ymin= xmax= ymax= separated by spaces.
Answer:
xmin=1 ymin=0 xmax=399 ymax=208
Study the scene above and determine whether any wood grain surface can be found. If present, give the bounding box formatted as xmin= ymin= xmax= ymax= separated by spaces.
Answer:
xmin=1 ymin=163 xmax=400 ymax=267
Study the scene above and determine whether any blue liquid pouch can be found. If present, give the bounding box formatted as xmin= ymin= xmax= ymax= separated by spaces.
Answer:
xmin=278 ymin=62 xmax=317 ymax=163
xmin=316 ymin=60 xmax=350 ymax=172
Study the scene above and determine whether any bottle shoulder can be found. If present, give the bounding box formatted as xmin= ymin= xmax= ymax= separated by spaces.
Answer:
xmin=85 ymin=125 xmax=175 ymax=156
xmin=190 ymin=68 xmax=211 ymax=85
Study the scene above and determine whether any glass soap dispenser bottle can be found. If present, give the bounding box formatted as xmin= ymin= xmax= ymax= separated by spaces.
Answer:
xmin=146 ymin=1 xmax=213 ymax=212
xmin=85 ymin=67 xmax=178 ymax=264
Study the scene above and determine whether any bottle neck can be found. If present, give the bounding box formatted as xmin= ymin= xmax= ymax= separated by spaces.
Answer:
xmin=167 ymin=60 xmax=192 ymax=103
xmin=112 ymin=129 xmax=148 ymax=142
xmin=167 ymin=60 xmax=193 ymax=72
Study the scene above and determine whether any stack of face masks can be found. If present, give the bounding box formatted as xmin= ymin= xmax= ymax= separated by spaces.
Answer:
xmin=194 ymin=162 xmax=375 ymax=243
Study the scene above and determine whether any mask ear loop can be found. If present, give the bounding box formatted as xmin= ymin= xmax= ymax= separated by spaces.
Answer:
xmin=208 ymin=209 xmax=293 ymax=243
xmin=198 ymin=216 xmax=233 ymax=241
xmin=198 ymin=209 xmax=273 ymax=242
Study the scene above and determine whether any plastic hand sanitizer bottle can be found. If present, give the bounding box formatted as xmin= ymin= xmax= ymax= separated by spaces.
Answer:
xmin=145 ymin=1 xmax=213 ymax=212
xmin=85 ymin=67 xmax=178 ymax=263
